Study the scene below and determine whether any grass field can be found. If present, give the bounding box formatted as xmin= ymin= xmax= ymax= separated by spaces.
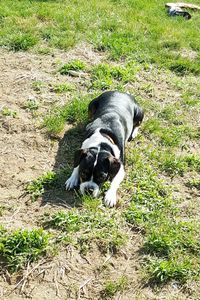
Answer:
xmin=0 ymin=0 xmax=200 ymax=299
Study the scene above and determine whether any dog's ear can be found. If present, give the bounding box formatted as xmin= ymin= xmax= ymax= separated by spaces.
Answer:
xmin=74 ymin=149 xmax=88 ymax=167
xmin=107 ymin=155 xmax=121 ymax=180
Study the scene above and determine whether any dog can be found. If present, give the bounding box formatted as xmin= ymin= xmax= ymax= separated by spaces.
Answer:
xmin=65 ymin=91 xmax=144 ymax=207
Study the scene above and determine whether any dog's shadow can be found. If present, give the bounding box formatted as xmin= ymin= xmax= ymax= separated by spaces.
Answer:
xmin=41 ymin=125 xmax=85 ymax=208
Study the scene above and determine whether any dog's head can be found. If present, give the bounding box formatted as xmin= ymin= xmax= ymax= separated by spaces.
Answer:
xmin=74 ymin=147 xmax=121 ymax=197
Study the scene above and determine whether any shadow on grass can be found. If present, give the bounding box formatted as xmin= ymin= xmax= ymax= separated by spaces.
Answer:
xmin=41 ymin=125 xmax=85 ymax=208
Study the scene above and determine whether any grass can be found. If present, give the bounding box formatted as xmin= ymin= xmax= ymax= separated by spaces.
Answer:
xmin=50 ymin=83 xmax=75 ymax=93
xmin=0 ymin=0 xmax=200 ymax=74
xmin=32 ymin=80 xmax=45 ymax=92
xmin=1 ymin=0 xmax=200 ymax=296
xmin=7 ymin=33 xmax=38 ymax=51
xmin=159 ymin=154 xmax=200 ymax=176
xmin=90 ymin=63 xmax=137 ymax=90
xmin=101 ymin=276 xmax=129 ymax=297
xmin=26 ymin=169 xmax=70 ymax=201
xmin=1 ymin=107 xmax=17 ymax=118
xmin=44 ymin=94 xmax=92 ymax=134
xmin=59 ymin=60 xmax=86 ymax=75
xmin=23 ymin=99 xmax=39 ymax=111
xmin=0 ymin=227 xmax=49 ymax=272
xmin=44 ymin=204 xmax=127 ymax=254
xmin=123 ymin=137 xmax=200 ymax=284
xmin=186 ymin=178 xmax=200 ymax=190
xmin=148 ymin=256 xmax=199 ymax=284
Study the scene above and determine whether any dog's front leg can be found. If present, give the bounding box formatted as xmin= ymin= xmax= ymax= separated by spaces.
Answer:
xmin=65 ymin=166 xmax=79 ymax=190
xmin=104 ymin=165 xmax=125 ymax=207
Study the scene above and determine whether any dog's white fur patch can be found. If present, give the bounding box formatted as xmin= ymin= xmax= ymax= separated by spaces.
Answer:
xmin=104 ymin=164 xmax=125 ymax=207
xmin=65 ymin=166 xmax=79 ymax=190
xmin=82 ymin=128 xmax=120 ymax=159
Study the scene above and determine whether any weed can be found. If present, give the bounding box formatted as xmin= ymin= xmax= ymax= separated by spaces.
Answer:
xmin=44 ymin=95 xmax=91 ymax=134
xmin=1 ymin=0 xmax=200 ymax=74
xmin=1 ymin=107 xmax=17 ymax=118
xmin=59 ymin=60 xmax=86 ymax=75
xmin=26 ymin=168 xmax=70 ymax=201
xmin=44 ymin=209 xmax=127 ymax=254
xmin=90 ymin=63 xmax=135 ymax=90
xmin=143 ymin=119 xmax=189 ymax=147
xmin=91 ymin=63 xmax=113 ymax=90
xmin=148 ymin=256 xmax=199 ymax=284
xmin=0 ymin=228 xmax=49 ymax=272
xmin=8 ymin=33 xmax=38 ymax=51
xmin=32 ymin=80 xmax=45 ymax=92
xmin=144 ymin=221 xmax=200 ymax=257
xmin=23 ymin=99 xmax=39 ymax=111
xmin=102 ymin=276 xmax=128 ymax=297
xmin=186 ymin=178 xmax=200 ymax=190
xmin=159 ymin=154 xmax=200 ymax=176
xmin=167 ymin=58 xmax=200 ymax=76
xmin=50 ymin=83 xmax=75 ymax=93
xmin=182 ymin=97 xmax=199 ymax=107
xmin=184 ymin=155 xmax=200 ymax=173
xmin=26 ymin=171 xmax=56 ymax=201
xmin=159 ymin=154 xmax=188 ymax=176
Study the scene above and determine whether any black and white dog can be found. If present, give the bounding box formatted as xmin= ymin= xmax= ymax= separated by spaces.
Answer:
xmin=65 ymin=91 xmax=144 ymax=207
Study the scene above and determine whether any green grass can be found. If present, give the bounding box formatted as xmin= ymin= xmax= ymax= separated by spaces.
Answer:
xmin=101 ymin=276 xmax=129 ymax=297
xmin=44 ymin=205 xmax=127 ymax=254
xmin=148 ymin=255 xmax=199 ymax=284
xmin=32 ymin=80 xmax=45 ymax=92
xmin=1 ymin=0 xmax=200 ymax=294
xmin=123 ymin=140 xmax=200 ymax=284
xmin=50 ymin=83 xmax=75 ymax=93
xmin=90 ymin=63 xmax=136 ymax=90
xmin=186 ymin=178 xmax=200 ymax=190
xmin=59 ymin=60 xmax=86 ymax=75
xmin=0 ymin=0 xmax=200 ymax=74
xmin=1 ymin=107 xmax=17 ymax=118
xmin=23 ymin=99 xmax=39 ymax=111
xmin=26 ymin=169 xmax=70 ymax=201
xmin=144 ymin=220 xmax=200 ymax=257
xmin=7 ymin=33 xmax=38 ymax=51
xmin=44 ymin=94 xmax=92 ymax=134
xmin=0 ymin=227 xmax=49 ymax=272
xmin=159 ymin=154 xmax=200 ymax=176
xmin=143 ymin=118 xmax=193 ymax=147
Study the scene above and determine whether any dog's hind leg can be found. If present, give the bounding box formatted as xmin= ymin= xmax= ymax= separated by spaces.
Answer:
xmin=88 ymin=97 xmax=100 ymax=121
xmin=128 ymin=105 xmax=144 ymax=141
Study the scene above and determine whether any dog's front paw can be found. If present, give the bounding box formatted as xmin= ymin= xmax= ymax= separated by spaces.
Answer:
xmin=104 ymin=189 xmax=117 ymax=207
xmin=65 ymin=175 xmax=79 ymax=190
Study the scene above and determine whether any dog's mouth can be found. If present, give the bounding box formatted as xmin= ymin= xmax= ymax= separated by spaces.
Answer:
xmin=80 ymin=181 xmax=100 ymax=197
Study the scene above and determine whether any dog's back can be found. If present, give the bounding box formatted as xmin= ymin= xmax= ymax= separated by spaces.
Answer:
xmin=86 ymin=91 xmax=143 ymax=147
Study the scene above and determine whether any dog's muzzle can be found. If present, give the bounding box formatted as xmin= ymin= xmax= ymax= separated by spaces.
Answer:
xmin=80 ymin=181 xmax=99 ymax=197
